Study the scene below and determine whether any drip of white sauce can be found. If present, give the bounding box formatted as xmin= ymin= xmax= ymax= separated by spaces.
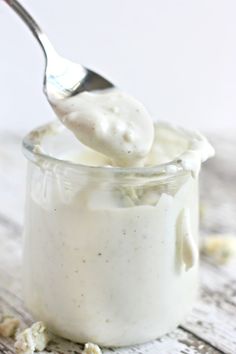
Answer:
xmin=157 ymin=123 xmax=215 ymax=178
xmin=177 ymin=208 xmax=198 ymax=271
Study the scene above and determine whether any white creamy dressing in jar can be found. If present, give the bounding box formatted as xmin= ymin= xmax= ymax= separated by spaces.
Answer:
xmin=23 ymin=90 xmax=215 ymax=346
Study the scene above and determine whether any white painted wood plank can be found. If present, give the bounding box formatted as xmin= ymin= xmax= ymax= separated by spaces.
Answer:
xmin=0 ymin=133 xmax=26 ymax=226
xmin=182 ymin=261 xmax=236 ymax=354
xmin=200 ymin=136 xmax=236 ymax=234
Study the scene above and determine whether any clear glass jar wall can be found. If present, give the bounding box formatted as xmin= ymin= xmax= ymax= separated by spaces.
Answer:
xmin=23 ymin=123 xmax=199 ymax=347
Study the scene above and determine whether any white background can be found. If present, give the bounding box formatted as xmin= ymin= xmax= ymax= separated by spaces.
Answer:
xmin=1 ymin=0 xmax=236 ymax=136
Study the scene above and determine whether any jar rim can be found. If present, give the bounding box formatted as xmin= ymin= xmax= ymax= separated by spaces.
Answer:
xmin=22 ymin=120 xmax=214 ymax=180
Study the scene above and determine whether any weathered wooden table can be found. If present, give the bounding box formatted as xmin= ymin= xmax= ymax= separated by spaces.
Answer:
xmin=0 ymin=132 xmax=235 ymax=354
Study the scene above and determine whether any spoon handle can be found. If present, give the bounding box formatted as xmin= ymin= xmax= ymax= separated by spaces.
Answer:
xmin=2 ymin=0 xmax=57 ymax=61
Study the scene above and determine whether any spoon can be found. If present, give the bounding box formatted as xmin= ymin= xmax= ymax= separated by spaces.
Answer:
xmin=3 ymin=0 xmax=114 ymax=99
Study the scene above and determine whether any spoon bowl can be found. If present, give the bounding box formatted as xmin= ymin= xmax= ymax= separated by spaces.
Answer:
xmin=45 ymin=55 xmax=114 ymax=99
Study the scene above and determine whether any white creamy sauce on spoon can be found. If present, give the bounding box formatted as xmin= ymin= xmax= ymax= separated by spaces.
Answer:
xmin=51 ymin=89 xmax=154 ymax=167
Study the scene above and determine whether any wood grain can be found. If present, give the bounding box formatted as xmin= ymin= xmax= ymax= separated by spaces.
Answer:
xmin=0 ymin=132 xmax=235 ymax=354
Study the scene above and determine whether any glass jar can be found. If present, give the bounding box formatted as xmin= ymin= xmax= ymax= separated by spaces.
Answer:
xmin=22 ymin=121 xmax=205 ymax=347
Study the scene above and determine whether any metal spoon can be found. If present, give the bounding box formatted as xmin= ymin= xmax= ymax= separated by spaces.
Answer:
xmin=2 ymin=0 xmax=114 ymax=100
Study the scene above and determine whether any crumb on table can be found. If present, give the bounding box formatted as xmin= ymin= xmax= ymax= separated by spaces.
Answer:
xmin=15 ymin=321 xmax=50 ymax=354
xmin=0 ymin=315 xmax=19 ymax=337
xmin=82 ymin=342 xmax=102 ymax=354
xmin=201 ymin=234 xmax=236 ymax=264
